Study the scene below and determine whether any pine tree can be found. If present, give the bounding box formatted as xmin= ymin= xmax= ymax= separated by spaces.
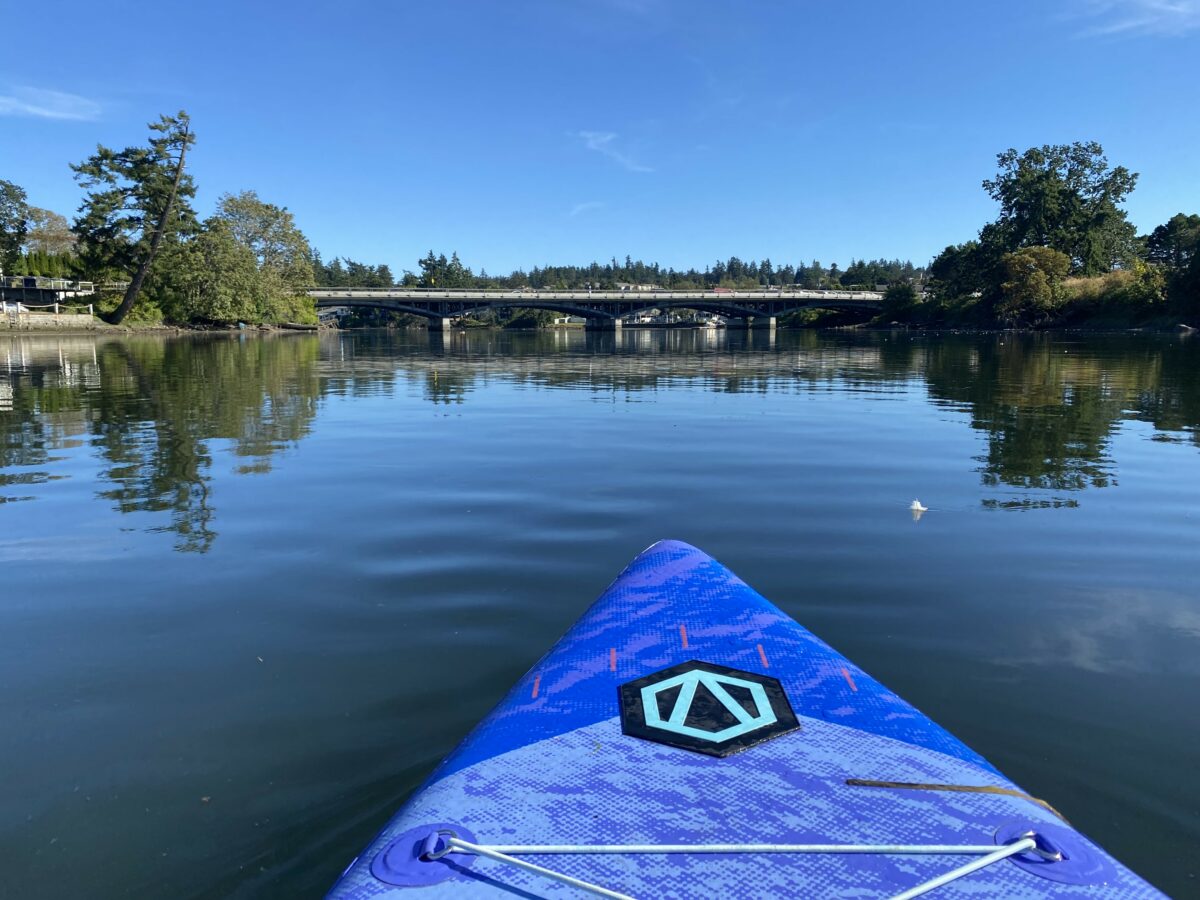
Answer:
xmin=72 ymin=112 xmax=197 ymax=323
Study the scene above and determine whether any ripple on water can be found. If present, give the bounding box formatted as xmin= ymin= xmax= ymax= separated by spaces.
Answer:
xmin=1 ymin=330 xmax=1198 ymax=898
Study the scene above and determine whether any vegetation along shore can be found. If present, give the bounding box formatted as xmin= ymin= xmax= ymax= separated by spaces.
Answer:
xmin=2 ymin=114 xmax=1197 ymax=331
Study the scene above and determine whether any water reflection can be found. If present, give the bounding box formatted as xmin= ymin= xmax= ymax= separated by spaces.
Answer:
xmin=3 ymin=334 xmax=321 ymax=551
xmin=2 ymin=330 xmax=1198 ymax=551
xmin=998 ymin=588 xmax=1200 ymax=675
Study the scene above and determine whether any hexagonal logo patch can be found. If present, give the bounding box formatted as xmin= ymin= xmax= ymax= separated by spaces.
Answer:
xmin=618 ymin=660 xmax=799 ymax=757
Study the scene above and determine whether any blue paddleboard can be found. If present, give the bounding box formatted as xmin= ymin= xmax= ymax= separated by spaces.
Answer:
xmin=328 ymin=540 xmax=1162 ymax=897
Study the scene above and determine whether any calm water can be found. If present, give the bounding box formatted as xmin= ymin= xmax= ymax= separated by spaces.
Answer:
xmin=2 ymin=328 xmax=1198 ymax=897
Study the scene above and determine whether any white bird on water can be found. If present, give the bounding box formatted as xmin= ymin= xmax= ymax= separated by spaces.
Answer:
xmin=910 ymin=499 xmax=928 ymax=512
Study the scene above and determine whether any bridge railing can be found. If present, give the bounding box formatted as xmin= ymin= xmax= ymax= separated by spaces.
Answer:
xmin=310 ymin=287 xmax=883 ymax=301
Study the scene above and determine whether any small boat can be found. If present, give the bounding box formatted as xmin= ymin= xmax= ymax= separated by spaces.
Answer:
xmin=328 ymin=540 xmax=1161 ymax=898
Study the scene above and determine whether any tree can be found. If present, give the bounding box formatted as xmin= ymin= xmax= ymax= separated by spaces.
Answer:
xmin=214 ymin=191 xmax=314 ymax=291
xmin=418 ymin=250 xmax=474 ymax=288
xmin=417 ymin=251 xmax=441 ymax=287
xmin=72 ymin=111 xmax=196 ymax=324
xmin=1170 ymin=243 xmax=1200 ymax=321
xmin=0 ymin=179 xmax=30 ymax=272
xmin=13 ymin=249 xmax=75 ymax=278
xmin=996 ymin=247 xmax=1071 ymax=325
xmin=24 ymin=207 xmax=76 ymax=255
xmin=320 ymin=257 xmax=347 ymax=287
xmin=881 ymin=282 xmax=920 ymax=321
xmin=982 ymin=142 xmax=1138 ymax=275
xmin=928 ymin=241 xmax=994 ymax=300
xmin=1145 ymin=213 xmax=1200 ymax=272
xmin=759 ymin=258 xmax=774 ymax=284
xmin=151 ymin=219 xmax=263 ymax=323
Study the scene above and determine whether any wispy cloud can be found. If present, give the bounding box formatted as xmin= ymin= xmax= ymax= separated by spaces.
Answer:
xmin=575 ymin=131 xmax=653 ymax=173
xmin=569 ymin=201 xmax=605 ymax=217
xmin=1074 ymin=0 xmax=1200 ymax=36
xmin=0 ymin=86 xmax=101 ymax=120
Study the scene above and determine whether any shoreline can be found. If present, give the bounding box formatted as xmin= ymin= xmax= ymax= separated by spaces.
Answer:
xmin=3 ymin=321 xmax=1193 ymax=337
xmin=1 ymin=321 xmax=322 ymax=337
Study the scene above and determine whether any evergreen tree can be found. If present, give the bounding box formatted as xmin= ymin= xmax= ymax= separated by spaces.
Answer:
xmin=929 ymin=242 xmax=989 ymax=300
xmin=72 ymin=111 xmax=197 ymax=324
xmin=0 ymin=179 xmax=29 ymax=273
xmin=1145 ymin=214 xmax=1200 ymax=272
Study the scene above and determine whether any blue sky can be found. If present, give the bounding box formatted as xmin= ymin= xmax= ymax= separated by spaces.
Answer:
xmin=2 ymin=0 xmax=1197 ymax=276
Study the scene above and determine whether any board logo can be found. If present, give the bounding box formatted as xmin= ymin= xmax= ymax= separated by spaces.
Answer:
xmin=618 ymin=660 xmax=799 ymax=757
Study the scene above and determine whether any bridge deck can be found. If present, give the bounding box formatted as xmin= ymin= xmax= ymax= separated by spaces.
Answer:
xmin=308 ymin=288 xmax=882 ymax=302
xmin=308 ymin=287 xmax=883 ymax=327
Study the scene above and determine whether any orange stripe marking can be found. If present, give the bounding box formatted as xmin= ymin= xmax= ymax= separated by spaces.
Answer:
xmin=841 ymin=666 xmax=858 ymax=692
xmin=757 ymin=643 xmax=770 ymax=668
xmin=531 ymin=674 xmax=541 ymax=698
xmin=609 ymin=647 xmax=617 ymax=672
xmin=679 ymin=624 xmax=689 ymax=649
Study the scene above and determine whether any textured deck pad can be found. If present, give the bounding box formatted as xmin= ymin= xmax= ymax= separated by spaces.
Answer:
xmin=329 ymin=540 xmax=1161 ymax=898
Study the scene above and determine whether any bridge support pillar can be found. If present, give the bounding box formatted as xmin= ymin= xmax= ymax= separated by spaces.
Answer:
xmin=585 ymin=318 xmax=622 ymax=332
xmin=727 ymin=316 xmax=776 ymax=330
xmin=428 ymin=317 xmax=454 ymax=331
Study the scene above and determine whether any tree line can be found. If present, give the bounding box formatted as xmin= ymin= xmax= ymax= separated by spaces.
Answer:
xmin=311 ymin=251 xmax=923 ymax=327
xmin=310 ymin=249 xmax=921 ymax=294
xmin=882 ymin=142 xmax=1200 ymax=327
xmin=373 ymin=252 xmax=922 ymax=292
xmin=1 ymin=110 xmax=927 ymax=328
xmin=3 ymin=116 xmax=1196 ymax=329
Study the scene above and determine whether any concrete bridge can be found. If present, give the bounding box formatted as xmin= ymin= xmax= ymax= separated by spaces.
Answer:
xmin=307 ymin=287 xmax=883 ymax=330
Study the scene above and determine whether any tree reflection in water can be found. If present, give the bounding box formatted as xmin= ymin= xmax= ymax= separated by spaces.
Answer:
xmin=2 ymin=330 xmax=1198 ymax=551
xmin=2 ymin=334 xmax=321 ymax=552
